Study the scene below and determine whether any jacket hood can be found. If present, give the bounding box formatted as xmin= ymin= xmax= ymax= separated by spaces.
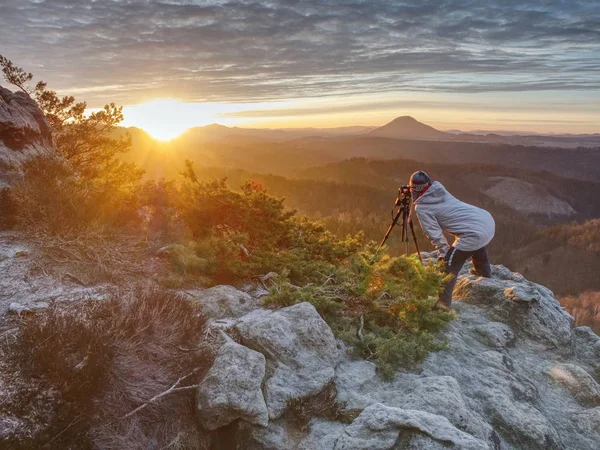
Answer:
xmin=415 ymin=181 xmax=449 ymax=205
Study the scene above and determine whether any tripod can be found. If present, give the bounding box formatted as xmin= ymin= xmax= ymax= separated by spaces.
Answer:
xmin=377 ymin=187 xmax=422 ymax=263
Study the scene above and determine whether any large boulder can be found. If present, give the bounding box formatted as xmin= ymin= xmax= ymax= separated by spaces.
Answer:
xmin=0 ymin=85 xmax=54 ymax=188
xmin=334 ymin=403 xmax=489 ymax=450
xmin=196 ymin=338 xmax=269 ymax=430
xmin=234 ymin=302 xmax=338 ymax=419
xmin=190 ymin=285 xmax=260 ymax=319
xmin=453 ymin=264 xmax=573 ymax=346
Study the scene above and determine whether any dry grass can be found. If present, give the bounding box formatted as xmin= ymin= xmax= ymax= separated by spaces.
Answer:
xmin=4 ymin=287 xmax=216 ymax=449
xmin=283 ymin=382 xmax=361 ymax=432
xmin=544 ymin=219 xmax=600 ymax=254
xmin=30 ymin=229 xmax=148 ymax=283
xmin=560 ymin=291 xmax=600 ymax=334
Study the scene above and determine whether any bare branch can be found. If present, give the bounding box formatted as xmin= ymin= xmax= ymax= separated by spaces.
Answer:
xmin=121 ymin=370 xmax=199 ymax=419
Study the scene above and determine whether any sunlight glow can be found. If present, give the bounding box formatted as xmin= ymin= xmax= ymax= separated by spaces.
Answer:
xmin=120 ymin=99 xmax=298 ymax=141
xmin=121 ymin=99 xmax=216 ymax=141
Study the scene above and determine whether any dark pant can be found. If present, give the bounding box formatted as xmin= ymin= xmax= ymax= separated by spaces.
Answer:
xmin=439 ymin=246 xmax=491 ymax=306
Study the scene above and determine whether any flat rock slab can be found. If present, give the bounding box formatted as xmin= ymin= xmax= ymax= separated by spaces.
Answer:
xmin=334 ymin=403 xmax=489 ymax=450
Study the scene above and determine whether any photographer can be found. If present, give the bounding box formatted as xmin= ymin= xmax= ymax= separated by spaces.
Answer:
xmin=408 ymin=171 xmax=495 ymax=310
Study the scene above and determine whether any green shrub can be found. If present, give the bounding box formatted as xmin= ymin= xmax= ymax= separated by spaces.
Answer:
xmin=172 ymin=165 xmax=363 ymax=285
xmin=264 ymin=247 xmax=453 ymax=378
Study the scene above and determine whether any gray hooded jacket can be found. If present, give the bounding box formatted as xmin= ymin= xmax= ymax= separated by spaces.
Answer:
xmin=413 ymin=181 xmax=495 ymax=256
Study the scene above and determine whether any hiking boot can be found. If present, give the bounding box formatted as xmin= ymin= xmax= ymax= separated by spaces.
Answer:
xmin=469 ymin=268 xmax=491 ymax=278
xmin=433 ymin=301 xmax=451 ymax=312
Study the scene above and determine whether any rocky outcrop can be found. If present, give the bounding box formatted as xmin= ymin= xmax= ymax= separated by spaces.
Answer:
xmin=454 ymin=264 xmax=573 ymax=345
xmin=0 ymin=232 xmax=109 ymax=317
xmin=335 ymin=403 xmax=489 ymax=450
xmin=196 ymin=337 xmax=268 ymax=430
xmin=189 ymin=285 xmax=259 ymax=319
xmin=2 ymin=237 xmax=600 ymax=449
xmin=234 ymin=302 xmax=338 ymax=419
xmin=0 ymin=86 xmax=54 ymax=188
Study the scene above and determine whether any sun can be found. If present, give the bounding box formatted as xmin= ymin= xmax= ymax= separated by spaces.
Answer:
xmin=121 ymin=99 xmax=218 ymax=141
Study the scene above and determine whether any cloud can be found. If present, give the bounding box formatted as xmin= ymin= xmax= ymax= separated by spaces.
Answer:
xmin=0 ymin=0 xmax=598 ymax=106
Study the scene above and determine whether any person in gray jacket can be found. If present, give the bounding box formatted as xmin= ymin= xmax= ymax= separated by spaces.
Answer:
xmin=409 ymin=171 xmax=495 ymax=310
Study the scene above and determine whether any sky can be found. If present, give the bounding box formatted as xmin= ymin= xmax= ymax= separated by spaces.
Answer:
xmin=1 ymin=0 xmax=599 ymax=136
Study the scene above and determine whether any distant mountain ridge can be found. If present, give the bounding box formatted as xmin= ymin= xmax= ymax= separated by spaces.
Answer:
xmin=121 ymin=115 xmax=600 ymax=149
xmin=368 ymin=116 xmax=451 ymax=140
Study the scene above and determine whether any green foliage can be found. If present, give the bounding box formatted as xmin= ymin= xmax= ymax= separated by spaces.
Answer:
xmin=173 ymin=162 xmax=363 ymax=284
xmin=10 ymin=157 xmax=140 ymax=236
xmin=265 ymin=247 xmax=453 ymax=378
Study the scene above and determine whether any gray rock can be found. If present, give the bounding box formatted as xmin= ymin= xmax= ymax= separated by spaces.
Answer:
xmin=238 ymin=420 xmax=294 ymax=450
xmin=572 ymin=407 xmax=600 ymax=435
xmin=401 ymin=376 xmax=494 ymax=443
xmin=453 ymin=271 xmax=573 ymax=346
xmin=191 ymin=285 xmax=259 ymax=319
xmin=334 ymin=403 xmax=489 ymax=450
xmin=0 ymin=232 xmax=111 ymax=317
xmin=196 ymin=339 xmax=268 ymax=430
xmin=408 ymin=435 xmax=454 ymax=450
xmin=483 ymin=389 xmax=563 ymax=450
xmin=235 ymin=302 xmax=338 ymax=419
xmin=300 ymin=419 xmax=347 ymax=450
xmin=571 ymin=326 xmax=600 ymax=371
xmin=547 ymin=364 xmax=600 ymax=407
xmin=0 ymin=86 xmax=55 ymax=187
xmin=240 ymin=418 xmax=347 ymax=450
xmin=473 ymin=322 xmax=516 ymax=349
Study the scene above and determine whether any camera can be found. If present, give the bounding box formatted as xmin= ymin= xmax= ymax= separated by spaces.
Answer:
xmin=395 ymin=185 xmax=411 ymax=206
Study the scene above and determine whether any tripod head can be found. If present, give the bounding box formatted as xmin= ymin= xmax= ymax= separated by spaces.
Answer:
xmin=376 ymin=184 xmax=422 ymax=263
xmin=394 ymin=185 xmax=411 ymax=209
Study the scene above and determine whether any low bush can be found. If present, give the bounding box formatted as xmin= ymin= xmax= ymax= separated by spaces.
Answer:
xmin=168 ymin=165 xmax=363 ymax=285
xmin=264 ymin=248 xmax=453 ymax=379
xmin=5 ymin=287 xmax=215 ymax=449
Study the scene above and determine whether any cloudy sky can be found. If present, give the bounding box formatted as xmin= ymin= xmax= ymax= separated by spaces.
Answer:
xmin=1 ymin=0 xmax=599 ymax=133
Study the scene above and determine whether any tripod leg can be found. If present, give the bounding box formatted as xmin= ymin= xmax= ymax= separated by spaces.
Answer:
xmin=409 ymin=220 xmax=422 ymax=263
xmin=401 ymin=207 xmax=409 ymax=255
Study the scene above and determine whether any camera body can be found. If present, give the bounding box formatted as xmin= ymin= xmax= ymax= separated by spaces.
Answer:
xmin=395 ymin=185 xmax=411 ymax=206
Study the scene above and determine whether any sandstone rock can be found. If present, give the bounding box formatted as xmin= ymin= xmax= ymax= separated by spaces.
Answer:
xmin=401 ymin=376 xmax=494 ymax=443
xmin=483 ymin=389 xmax=563 ymax=450
xmin=473 ymin=322 xmax=515 ymax=348
xmin=572 ymin=407 xmax=600 ymax=436
xmin=453 ymin=271 xmax=573 ymax=346
xmin=0 ymin=232 xmax=110 ymax=317
xmin=196 ymin=338 xmax=268 ymax=430
xmin=191 ymin=285 xmax=259 ymax=319
xmin=571 ymin=326 xmax=600 ymax=370
xmin=0 ymin=86 xmax=55 ymax=187
xmin=548 ymin=364 xmax=600 ymax=407
xmin=235 ymin=302 xmax=338 ymax=419
xmin=334 ymin=403 xmax=489 ymax=450
xmin=299 ymin=419 xmax=347 ymax=450
xmin=239 ymin=420 xmax=291 ymax=450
